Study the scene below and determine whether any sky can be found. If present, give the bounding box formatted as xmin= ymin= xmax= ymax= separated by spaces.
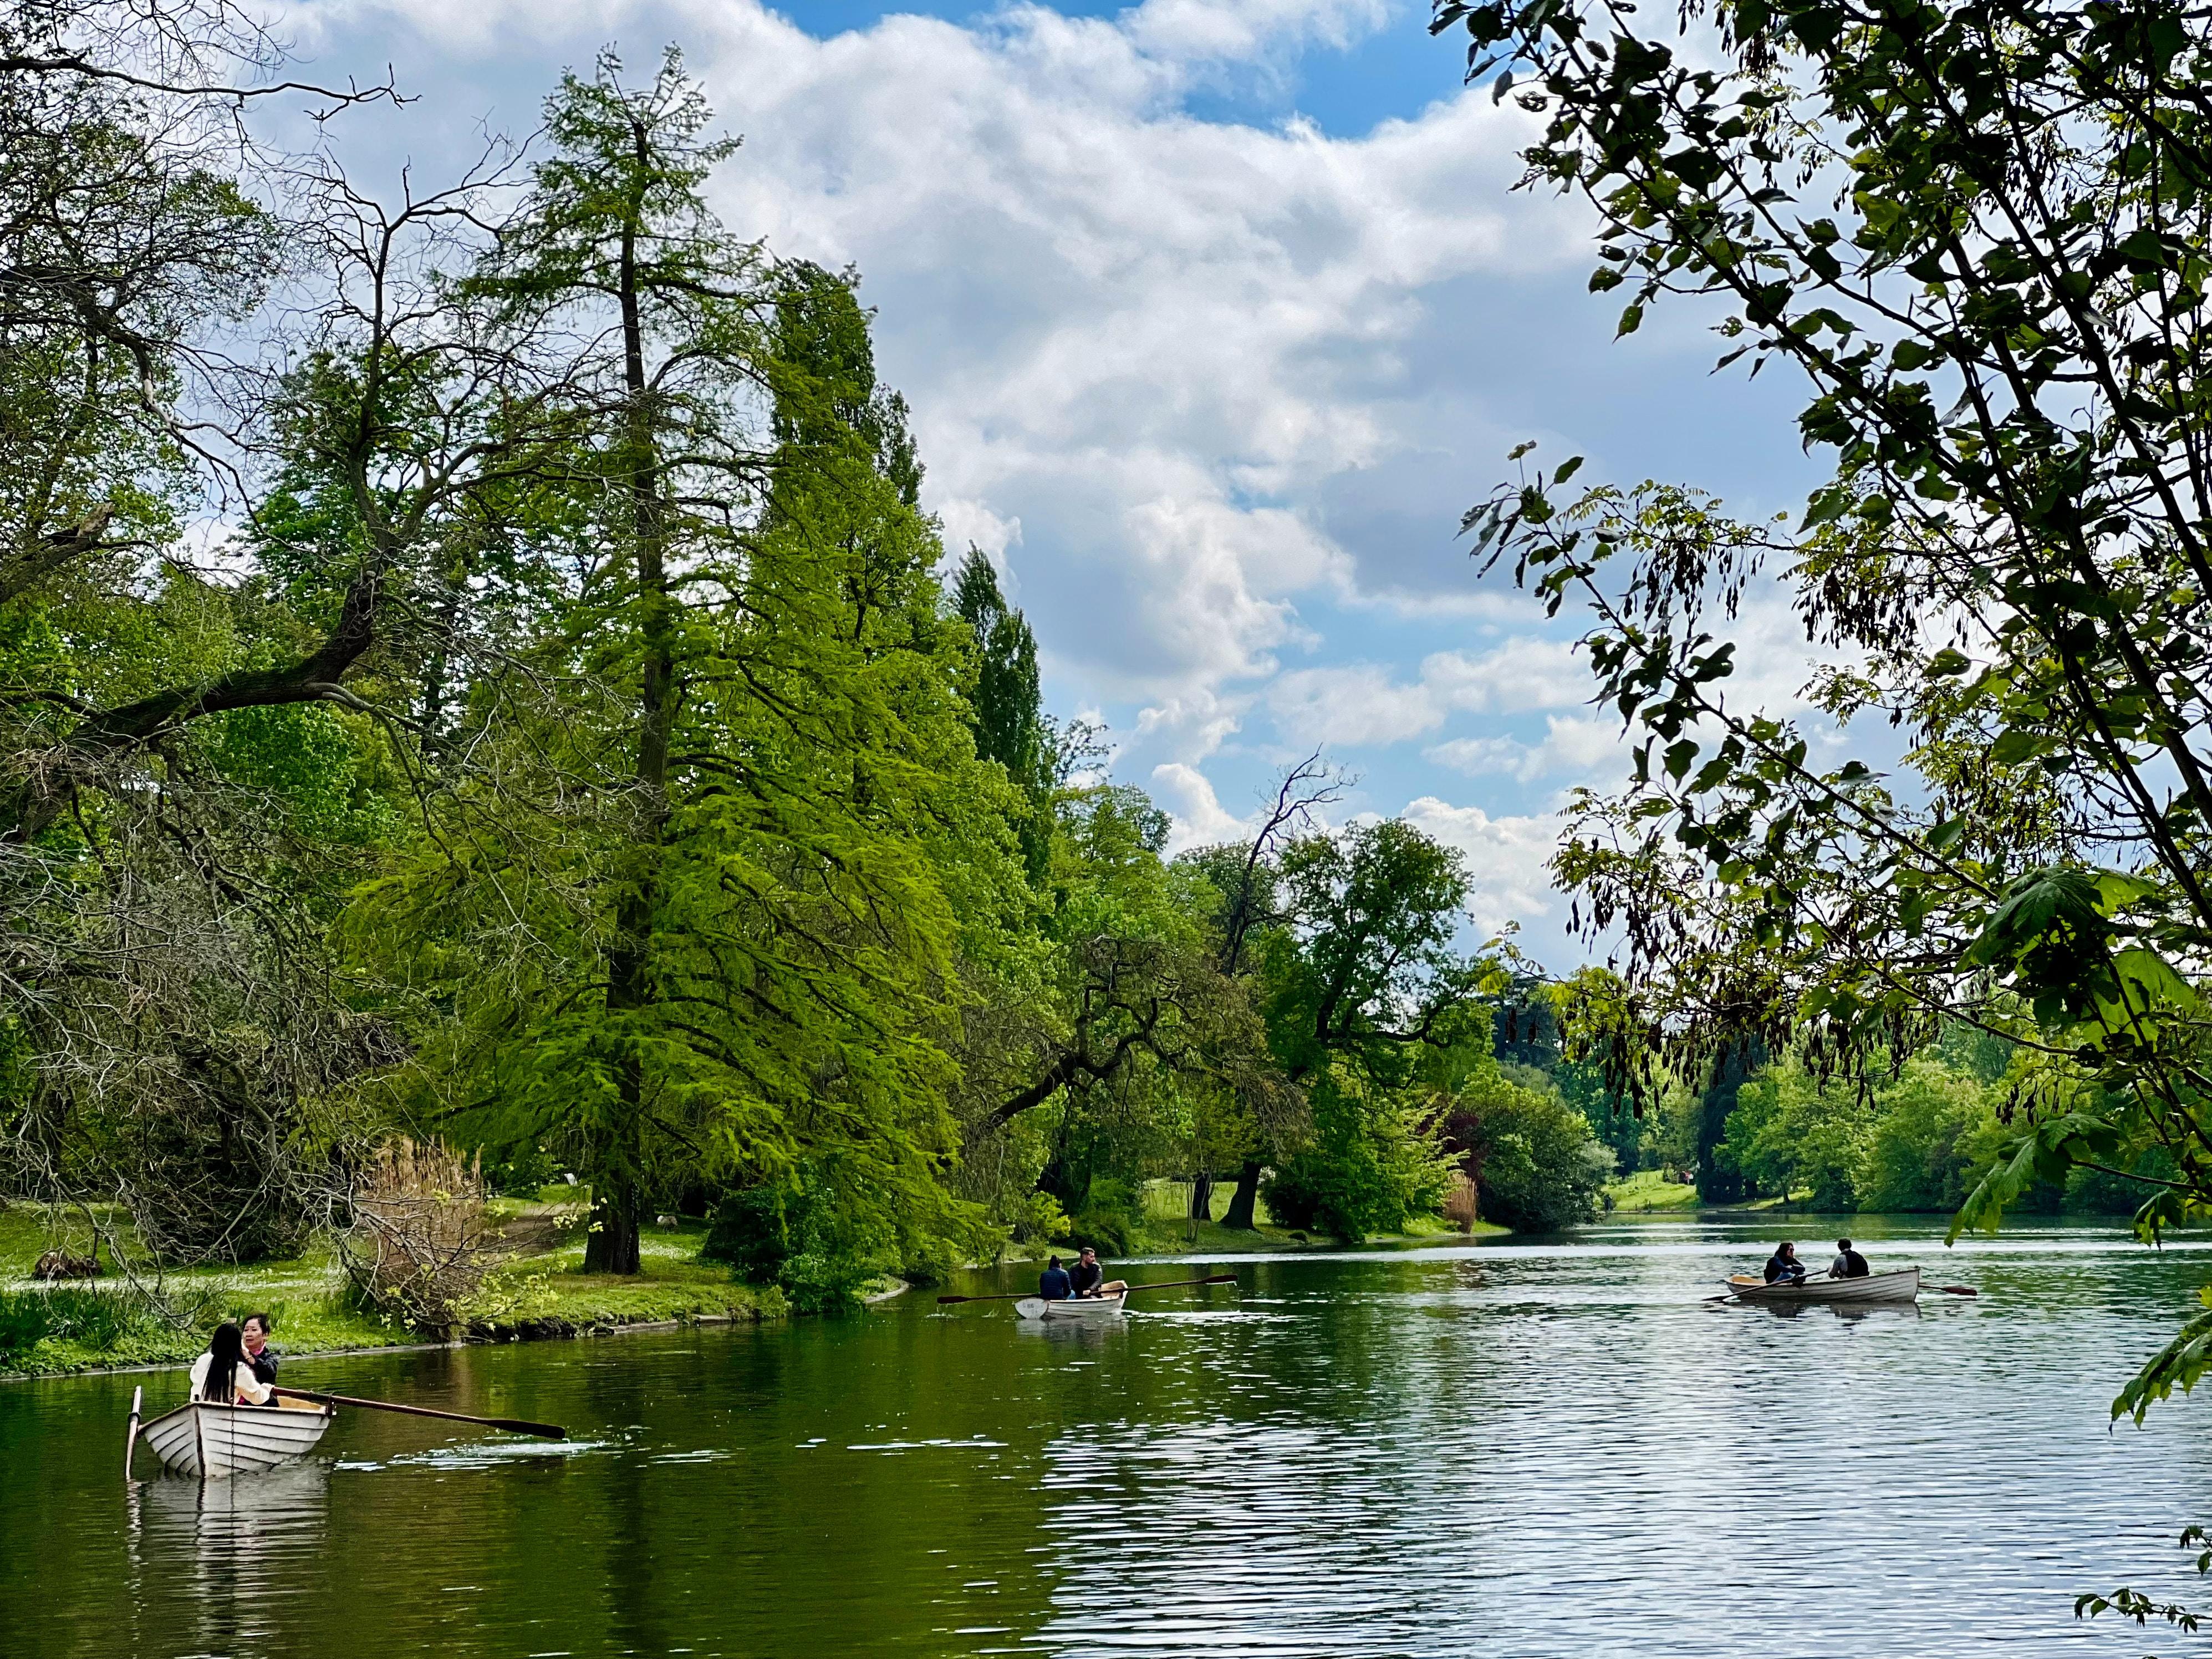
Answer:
xmin=272 ymin=0 xmax=1828 ymax=965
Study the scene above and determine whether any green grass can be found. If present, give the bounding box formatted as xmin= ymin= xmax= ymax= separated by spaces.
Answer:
xmin=1607 ymin=1169 xmax=1704 ymax=1212
xmin=0 ymin=1207 xmax=779 ymax=1378
xmin=1132 ymin=1181 xmax=1506 ymax=1252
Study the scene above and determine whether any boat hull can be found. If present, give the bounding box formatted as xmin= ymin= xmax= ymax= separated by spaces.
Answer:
xmin=1726 ymin=1267 xmax=1920 ymax=1304
xmin=140 ymin=1400 xmax=335 ymax=1479
xmin=1014 ymin=1291 xmax=1128 ymax=1321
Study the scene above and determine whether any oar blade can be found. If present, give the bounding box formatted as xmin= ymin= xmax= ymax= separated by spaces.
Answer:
xmin=487 ymin=1418 xmax=567 ymax=1439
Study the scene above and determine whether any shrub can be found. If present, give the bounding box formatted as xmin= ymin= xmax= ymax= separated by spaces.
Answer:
xmin=1439 ymin=1058 xmax=1612 ymax=1233
xmin=704 ymin=1163 xmax=895 ymax=1314
xmin=337 ymin=1138 xmax=498 ymax=1334
xmin=1265 ymin=1067 xmax=1452 ymax=1241
xmin=0 ymin=1286 xmax=149 ymax=1353
xmin=1068 ymin=1177 xmax=1141 ymax=1255
xmin=0 ymin=1292 xmax=52 ymax=1351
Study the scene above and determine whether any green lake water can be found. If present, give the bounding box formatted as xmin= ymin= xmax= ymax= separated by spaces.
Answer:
xmin=9 ymin=1214 xmax=2212 ymax=1657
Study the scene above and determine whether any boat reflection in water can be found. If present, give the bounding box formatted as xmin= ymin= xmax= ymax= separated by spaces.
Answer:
xmin=1754 ymin=1299 xmax=1924 ymax=1322
xmin=128 ymin=1460 xmax=330 ymax=1655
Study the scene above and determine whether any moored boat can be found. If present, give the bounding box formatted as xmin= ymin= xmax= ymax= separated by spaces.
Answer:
xmin=1724 ymin=1267 xmax=1921 ymax=1304
xmin=1013 ymin=1290 xmax=1128 ymax=1321
xmin=139 ymin=1398 xmax=335 ymax=1479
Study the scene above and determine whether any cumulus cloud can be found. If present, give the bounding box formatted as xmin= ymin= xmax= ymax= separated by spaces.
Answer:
xmin=1396 ymin=796 xmax=1563 ymax=938
xmin=1263 ymin=635 xmax=1598 ymax=751
xmin=490 ymin=0 xmax=1584 ymax=764
xmin=1426 ymin=714 xmax=1622 ymax=783
xmin=266 ymin=0 xmax=1700 ymax=956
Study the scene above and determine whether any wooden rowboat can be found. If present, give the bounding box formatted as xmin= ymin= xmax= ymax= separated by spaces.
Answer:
xmin=1013 ymin=1290 xmax=1128 ymax=1321
xmin=139 ymin=1398 xmax=335 ymax=1479
xmin=1725 ymin=1267 xmax=1921 ymax=1304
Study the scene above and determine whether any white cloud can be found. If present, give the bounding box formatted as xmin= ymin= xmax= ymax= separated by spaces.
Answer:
xmin=1425 ymin=714 xmax=1623 ymax=783
xmin=1267 ymin=663 xmax=1443 ymax=746
xmin=1150 ymin=760 xmax=1252 ymax=849
xmin=1419 ymin=638 xmax=1589 ymax=713
xmin=649 ymin=0 xmax=1583 ymax=761
xmin=1397 ymin=796 xmax=1563 ymax=937
xmin=1263 ymin=637 xmax=1598 ymax=751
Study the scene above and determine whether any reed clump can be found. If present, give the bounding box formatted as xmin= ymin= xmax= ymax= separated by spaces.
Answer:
xmin=339 ymin=1139 xmax=502 ymax=1336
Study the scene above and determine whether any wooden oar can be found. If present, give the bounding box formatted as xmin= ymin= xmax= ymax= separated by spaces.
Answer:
xmin=1930 ymin=1284 xmax=1979 ymax=1296
xmin=937 ymin=1273 xmax=1238 ymax=1305
xmin=273 ymin=1387 xmax=566 ymax=1440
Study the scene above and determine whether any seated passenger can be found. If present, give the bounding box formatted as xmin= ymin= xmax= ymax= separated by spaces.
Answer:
xmin=1829 ymin=1238 xmax=1870 ymax=1279
xmin=1038 ymin=1255 xmax=1073 ymax=1301
xmin=190 ymin=1321 xmax=273 ymax=1406
xmin=1763 ymin=1242 xmax=1807 ymax=1285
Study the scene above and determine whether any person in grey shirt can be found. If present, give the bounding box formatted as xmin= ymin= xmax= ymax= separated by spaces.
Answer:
xmin=1828 ymin=1238 xmax=1870 ymax=1279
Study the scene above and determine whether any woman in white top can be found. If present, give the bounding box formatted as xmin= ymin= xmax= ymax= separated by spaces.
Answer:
xmin=187 ymin=1321 xmax=273 ymax=1406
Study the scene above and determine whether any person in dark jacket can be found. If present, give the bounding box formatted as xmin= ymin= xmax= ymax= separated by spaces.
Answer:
xmin=1038 ymin=1257 xmax=1073 ymax=1301
xmin=241 ymin=1311 xmax=281 ymax=1386
xmin=1764 ymin=1242 xmax=1807 ymax=1285
xmin=1068 ymin=1247 xmax=1129 ymax=1299
xmin=1828 ymin=1239 xmax=1871 ymax=1279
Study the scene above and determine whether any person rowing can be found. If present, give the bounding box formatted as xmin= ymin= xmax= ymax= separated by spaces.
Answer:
xmin=190 ymin=1321 xmax=273 ymax=1406
xmin=1763 ymin=1241 xmax=1807 ymax=1285
xmin=1068 ymin=1246 xmax=1128 ymax=1300
xmin=242 ymin=1310 xmax=281 ymax=1385
xmin=1828 ymin=1238 xmax=1871 ymax=1279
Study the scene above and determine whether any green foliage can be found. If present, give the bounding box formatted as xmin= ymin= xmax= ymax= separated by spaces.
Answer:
xmin=0 ymin=1287 xmax=142 ymax=1353
xmin=1067 ymin=1176 xmax=1143 ymax=1255
xmin=702 ymin=1164 xmax=895 ymax=1314
xmin=1264 ymin=1066 xmax=1452 ymax=1241
xmin=1432 ymin=1052 xmax=1611 ymax=1233
xmin=1435 ymin=0 xmax=2212 ymax=1409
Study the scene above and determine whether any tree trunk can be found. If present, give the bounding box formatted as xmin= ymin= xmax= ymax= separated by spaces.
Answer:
xmin=1221 ymin=1158 xmax=1263 ymax=1231
xmin=586 ymin=148 xmax=676 ymax=1278
xmin=1187 ymin=1172 xmax=1214 ymax=1223
xmin=583 ymin=1182 xmax=642 ymax=1276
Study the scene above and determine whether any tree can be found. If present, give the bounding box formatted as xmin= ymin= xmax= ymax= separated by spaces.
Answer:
xmin=1225 ymin=818 xmax=1490 ymax=1228
xmin=371 ymin=51 xmax=1009 ymax=1276
xmin=951 ymin=545 xmax=1052 ymax=878
xmin=1434 ymin=0 xmax=2212 ymax=1406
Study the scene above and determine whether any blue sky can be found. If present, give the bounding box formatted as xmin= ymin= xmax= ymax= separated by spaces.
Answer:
xmin=279 ymin=0 xmax=1826 ymax=964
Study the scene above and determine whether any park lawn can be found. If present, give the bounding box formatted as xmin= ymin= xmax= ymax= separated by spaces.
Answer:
xmin=1607 ymin=1170 xmax=1704 ymax=1213
xmin=1134 ymin=1181 xmax=1507 ymax=1252
xmin=0 ymin=1207 xmax=781 ymax=1379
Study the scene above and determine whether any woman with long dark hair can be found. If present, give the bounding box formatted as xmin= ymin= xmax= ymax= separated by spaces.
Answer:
xmin=188 ymin=1321 xmax=273 ymax=1406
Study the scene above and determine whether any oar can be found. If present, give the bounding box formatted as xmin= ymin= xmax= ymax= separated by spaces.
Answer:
xmin=273 ymin=1387 xmax=566 ymax=1440
xmin=1930 ymin=1284 xmax=1979 ymax=1296
xmin=937 ymin=1273 xmax=1238 ymax=1305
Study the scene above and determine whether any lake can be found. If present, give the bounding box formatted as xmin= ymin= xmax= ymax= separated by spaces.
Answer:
xmin=8 ymin=1214 xmax=2212 ymax=1657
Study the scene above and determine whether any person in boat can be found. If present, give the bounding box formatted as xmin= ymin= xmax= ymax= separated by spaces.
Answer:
xmin=242 ymin=1311 xmax=281 ymax=1385
xmin=1068 ymin=1246 xmax=1129 ymax=1300
xmin=1038 ymin=1255 xmax=1073 ymax=1301
xmin=1828 ymin=1238 xmax=1871 ymax=1279
xmin=1763 ymin=1241 xmax=1808 ymax=1285
xmin=190 ymin=1321 xmax=274 ymax=1406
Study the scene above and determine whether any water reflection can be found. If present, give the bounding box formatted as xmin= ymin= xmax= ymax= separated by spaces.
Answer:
xmin=128 ymin=1463 xmax=330 ymax=1656
xmin=11 ymin=1216 xmax=2212 ymax=1658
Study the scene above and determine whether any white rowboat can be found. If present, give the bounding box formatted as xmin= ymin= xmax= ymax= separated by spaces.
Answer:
xmin=1725 ymin=1267 xmax=1921 ymax=1304
xmin=139 ymin=1398 xmax=335 ymax=1479
xmin=1013 ymin=1291 xmax=1128 ymax=1321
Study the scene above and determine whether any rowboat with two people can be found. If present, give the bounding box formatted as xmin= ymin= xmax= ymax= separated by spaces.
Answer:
xmin=1716 ymin=1236 xmax=1975 ymax=1306
xmin=936 ymin=1254 xmax=1241 ymax=1321
xmin=129 ymin=1319 xmax=567 ymax=1481
xmin=1724 ymin=1266 xmax=1922 ymax=1304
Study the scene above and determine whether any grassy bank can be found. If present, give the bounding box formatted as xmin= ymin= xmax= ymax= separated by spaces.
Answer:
xmin=0 ymin=1204 xmax=782 ymax=1380
xmin=1132 ymin=1181 xmax=1508 ymax=1252
xmin=1607 ymin=1170 xmax=1704 ymax=1213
